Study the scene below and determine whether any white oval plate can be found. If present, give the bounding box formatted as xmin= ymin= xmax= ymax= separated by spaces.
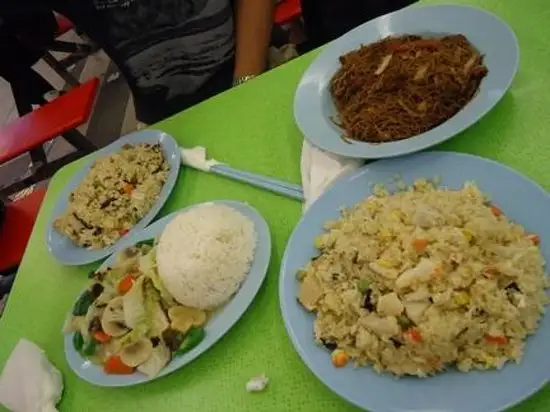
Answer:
xmin=294 ymin=5 xmax=519 ymax=158
xmin=64 ymin=200 xmax=271 ymax=386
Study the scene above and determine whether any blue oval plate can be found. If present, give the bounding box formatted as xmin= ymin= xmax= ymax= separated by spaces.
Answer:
xmin=280 ymin=152 xmax=550 ymax=412
xmin=65 ymin=200 xmax=271 ymax=386
xmin=47 ymin=129 xmax=181 ymax=265
xmin=294 ymin=5 xmax=519 ymax=159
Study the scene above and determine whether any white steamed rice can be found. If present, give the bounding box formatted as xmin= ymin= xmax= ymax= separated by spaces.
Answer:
xmin=157 ymin=203 xmax=257 ymax=310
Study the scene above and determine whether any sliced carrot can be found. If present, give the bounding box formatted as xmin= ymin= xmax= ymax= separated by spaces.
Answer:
xmin=123 ymin=183 xmax=134 ymax=195
xmin=331 ymin=349 xmax=349 ymax=368
xmin=406 ymin=328 xmax=423 ymax=343
xmin=103 ymin=355 xmax=134 ymax=375
xmin=485 ymin=334 xmax=508 ymax=345
xmin=483 ymin=265 xmax=499 ymax=278
xmin=412 ymin=238 xmax=429 ymax=253
xmin=490 ymin=205 xmax=503 ymax=217
xmin=526 ymin=233 xmax=541 ymax=245
xmin=93 ymin=330 xmax=112 ymax=343
xmin=117 ymin=275 xmax=134 ymax=295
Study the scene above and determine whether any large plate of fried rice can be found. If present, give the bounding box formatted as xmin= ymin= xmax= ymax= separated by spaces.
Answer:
xmin=280 ymin=151 xmax=550 ymax=412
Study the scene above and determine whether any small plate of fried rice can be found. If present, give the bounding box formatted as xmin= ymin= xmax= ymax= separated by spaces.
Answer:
xmin=47 ymin=129 xmax=181 ymax=265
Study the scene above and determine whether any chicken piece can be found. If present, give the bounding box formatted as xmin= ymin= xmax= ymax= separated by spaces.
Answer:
xmin=404 ymin=301 xmax=430 ymax=324
xmin=369 ymin=261 xmax=399 ymax=279
xmin=403 ymin=286 xmax=430 ymax=302
xmin=360 ymin=314 xmax=400 ymax=339
xmin=396 ymin=258 xmax=437 ymax=289
xmin=376 ymin=292 xmax=404 ymax=317
xmin=298 ymin=274 xmax=323 ymax=311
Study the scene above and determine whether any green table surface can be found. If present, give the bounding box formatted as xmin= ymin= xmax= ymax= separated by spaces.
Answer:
xmin=1 ymin=0 xmax=550 ymax=411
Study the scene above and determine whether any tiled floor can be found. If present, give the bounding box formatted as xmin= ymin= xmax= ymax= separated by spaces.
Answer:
xmin=0 ymin=30 xmax=139 ymax=191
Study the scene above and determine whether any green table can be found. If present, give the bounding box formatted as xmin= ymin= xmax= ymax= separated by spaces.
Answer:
xmin=1 ymin=1 xmax=549 ymax=411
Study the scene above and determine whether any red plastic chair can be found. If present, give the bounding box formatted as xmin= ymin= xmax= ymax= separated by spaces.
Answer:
xmin=275 ymin=0 xmax=302 ymax=26
xmin=0 ymin=186 xmax=47 ymax=273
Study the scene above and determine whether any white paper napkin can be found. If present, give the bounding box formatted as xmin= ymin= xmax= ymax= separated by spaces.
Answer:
xmin=300 ymin=140 xmax=364 ymax=211
xmin=0 ymin=339 xmax=63 ymax=412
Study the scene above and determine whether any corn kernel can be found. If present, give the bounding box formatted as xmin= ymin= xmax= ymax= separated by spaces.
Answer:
xmin=378 ymin=228 xmax=392 ymax=240
xmin=453 ymin=291 xmax=471 ymax=306
xmin=462 ymin=229 xmax=474 ymax=242
xmin=377 ymin=258 xmax=393 ymax=268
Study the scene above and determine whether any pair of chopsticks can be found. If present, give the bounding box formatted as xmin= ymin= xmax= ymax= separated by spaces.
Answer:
xmin=180 ymin=147 xmax=304 ymax=201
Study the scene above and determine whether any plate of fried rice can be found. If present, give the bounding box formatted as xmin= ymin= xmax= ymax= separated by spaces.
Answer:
xmin=280 ymin=151 xmax=550 ymax=412
xmin=47 ymin=129 xmax=181 ymax=265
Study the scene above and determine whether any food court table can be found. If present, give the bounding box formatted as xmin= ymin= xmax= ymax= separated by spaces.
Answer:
xmin=1 ymin=0 xmax=549 ymax=410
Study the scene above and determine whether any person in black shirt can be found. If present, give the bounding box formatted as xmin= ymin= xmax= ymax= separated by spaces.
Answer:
xmin=1 ymin=0 xmax=274 ymax=124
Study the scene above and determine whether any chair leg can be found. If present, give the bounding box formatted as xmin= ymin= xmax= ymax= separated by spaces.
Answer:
xmin=62 ymin=129 xmax=98 ymax=154
xmin=42 ymin=52 xmax=80 ymax=87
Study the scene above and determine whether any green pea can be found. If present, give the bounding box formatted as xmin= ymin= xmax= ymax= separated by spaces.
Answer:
xmin=397 ymin=315 xmax=413 ymax=329
xmin=358 ymin=279 xmax=371 ymax=293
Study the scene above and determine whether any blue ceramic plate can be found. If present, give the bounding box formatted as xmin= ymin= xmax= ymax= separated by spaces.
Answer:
xmin=280 ymin=152 xmax=550 ymax=412
xmin=65 ymin=200 xmax=271 ymax=386
xmin=294 ymin=5 xmax=519 ymax=159
xmin=47 ymin=129 xmax=181 ymax=265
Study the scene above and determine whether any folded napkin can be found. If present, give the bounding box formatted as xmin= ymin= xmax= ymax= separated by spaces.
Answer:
xmin=0 ymin=339 xmax=63 ymax=412
xmin=300 ymin=140 xmax=364 ymax=211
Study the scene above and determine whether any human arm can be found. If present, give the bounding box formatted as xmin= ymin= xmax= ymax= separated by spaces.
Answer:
xmin=233 ymin=0 xmax=274 ymax=82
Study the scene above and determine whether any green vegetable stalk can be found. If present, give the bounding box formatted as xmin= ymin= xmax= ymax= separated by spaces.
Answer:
xmin=72 ymin=291 xmax=94 ymax=316
xmin=73 ymin=332 xmax=84 ymax=352
xmin=175 ymin=327 xmax=205 ymax=356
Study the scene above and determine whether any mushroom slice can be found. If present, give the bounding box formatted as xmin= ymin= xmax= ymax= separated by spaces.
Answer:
xmin=137 ymin=340 xmax=171 ymax=378
xmin=119 ymin=338 xmax=153 ymax=367
xmin=101 ymin=297 xmax=129 ymax=337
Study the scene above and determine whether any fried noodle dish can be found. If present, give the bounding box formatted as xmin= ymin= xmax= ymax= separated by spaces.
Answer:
xmin=330 ymin=35 xmax=489 ymax=143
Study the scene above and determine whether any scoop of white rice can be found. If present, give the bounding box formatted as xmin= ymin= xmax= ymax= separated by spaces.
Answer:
xmin=156 ymin=203 xmax=257 ymax=310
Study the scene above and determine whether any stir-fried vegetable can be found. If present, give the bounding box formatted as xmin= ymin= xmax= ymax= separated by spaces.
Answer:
xmin=93 ymin=330 xmax=112 ymax=343
xmin=175 ymin=327 xmax=205 ymax=356
xmin=118 ymin=275 xmax=135 ymax=295
xmin=104 ymin=355 xmax=135 ymax=375
xmin=73 ymin=331 xmax=84 ymax=351
xmin=82 ymin=340 xmax=98 ymax=356
xmin=72 ymin=291 xmax=94 ymax=316
xmin=67 ymin=241 xmax=212 ymax=378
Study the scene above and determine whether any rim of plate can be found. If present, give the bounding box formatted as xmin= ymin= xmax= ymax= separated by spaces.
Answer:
xmin=46 ymin=129 xmax=181 ymax=266
xmin=293 ymin=4 xmax=520 ymax=159
xmin=279 ymin=151 xmax=550 ymax=412
xmin=64 ymin=200 xmax=272 ymax=387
